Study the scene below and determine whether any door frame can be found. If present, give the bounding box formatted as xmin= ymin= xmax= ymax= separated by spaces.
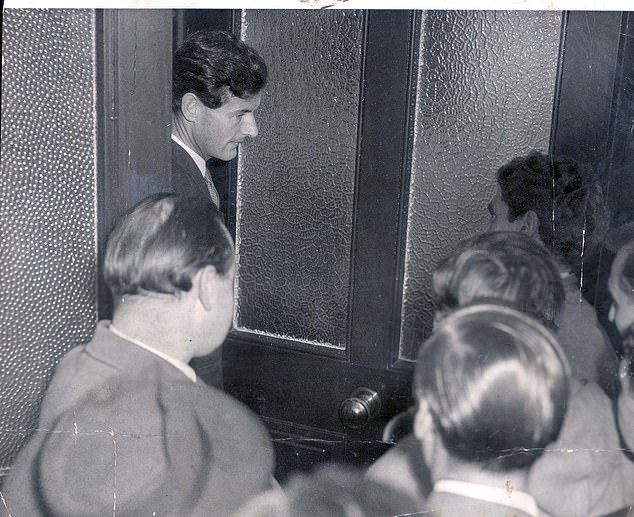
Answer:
xmin=96 ymin=9 xmax=173 ymax=319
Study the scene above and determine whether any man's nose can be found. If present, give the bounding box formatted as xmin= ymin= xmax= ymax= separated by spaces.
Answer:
xmin=242 ymin=113 xmax=258 ymax=138
xmin=608 ymin=303 xmax=615 ymax=322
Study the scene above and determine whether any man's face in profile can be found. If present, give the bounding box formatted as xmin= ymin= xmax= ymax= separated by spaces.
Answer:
xmin=608 ymin=263 xmax=634 ymax=336
xmin=215 ymin=261 xmax=236 ymax=341
xmin=192 ymin=93 xmax=262 ymax=162
xmin=198 ymin=228 xmax=236 ymax=357
xmin=487 ymin=186 xmax=522 ymax=233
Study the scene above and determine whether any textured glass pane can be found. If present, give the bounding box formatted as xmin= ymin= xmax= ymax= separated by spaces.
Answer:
xmin=236 ymin=10 xmax=364 ymax=349
xmin=399 ymin=11 xmax=562 ymax=360
xmin=0 ymin=9 xmax=97 ymax=469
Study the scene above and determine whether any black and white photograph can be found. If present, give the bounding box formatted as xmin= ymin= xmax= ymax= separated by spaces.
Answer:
xmin=1 ymin=4 xmax=633 ymax=516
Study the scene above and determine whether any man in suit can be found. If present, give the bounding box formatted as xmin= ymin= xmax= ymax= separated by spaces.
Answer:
xmin=171 ymin=30 xmax=266 ymax=389
xmin=172 ymin=30 xmax=267 ymax=210
xmin=0 ymin=195 xmax=275 ymax=517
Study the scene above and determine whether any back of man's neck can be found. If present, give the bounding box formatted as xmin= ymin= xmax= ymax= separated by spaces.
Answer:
xmin=171 ymin=117 xmax=200 ymax=157
xmin=111 ymin=298 xmax=194 ymax=364
xmin=438 ymin=457 xmax=530 ymax=493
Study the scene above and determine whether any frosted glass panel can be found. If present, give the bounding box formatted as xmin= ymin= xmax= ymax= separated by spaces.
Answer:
xmin=236 ymin=10 xmax=364 ymax=349
xmin=399 ymin=11 xmax=562 ymax=360
xmin=1 ymin=9 xmax=97 ymax=469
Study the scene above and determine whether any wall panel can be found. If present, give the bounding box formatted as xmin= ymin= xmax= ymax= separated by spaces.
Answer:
xmin=0 ymin=9 xmax=97 ymax=472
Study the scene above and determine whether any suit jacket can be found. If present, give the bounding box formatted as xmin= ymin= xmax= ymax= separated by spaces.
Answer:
xmin=529 ymin=378 xmax=634 ymax=516
xmin=558 ymin=274 xmax=618 ymax=394
xmin=1 ymin=322 xmax=274 ymax=517
xmin=171 ymin=139 xmax=216 ymax=206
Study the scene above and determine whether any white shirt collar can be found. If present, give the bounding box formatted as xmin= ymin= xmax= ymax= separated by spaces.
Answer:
xmin=434 ymin=479 xmax=538 ymax=517
xmin=171 ymin=133 xmax=207 ymax=179
xmin=109 ymin=324 xmax=198 ymax=384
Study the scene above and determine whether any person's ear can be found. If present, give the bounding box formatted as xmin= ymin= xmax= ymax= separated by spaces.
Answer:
xmin=195 ymin=265 xmax=220 ymax=311
xmin=608 ymin=303 xmax=616 ymax=323
xmin=519 ymin=210 xmax=540 ymax=238
xmin=414 ymin=397 xmax=448 ymax=481
xmin=413 ymin=397 xmax=434 ymax=442
xmin=180 ymin=92 xmax=201 ymax=123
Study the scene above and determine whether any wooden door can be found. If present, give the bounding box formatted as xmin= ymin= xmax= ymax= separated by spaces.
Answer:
xmin=111 ymin=9 xmax=578 ymax=482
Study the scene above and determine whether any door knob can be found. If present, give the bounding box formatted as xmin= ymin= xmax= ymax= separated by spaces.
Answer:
xmin=339 ymin=387 xmax=381 ymax=429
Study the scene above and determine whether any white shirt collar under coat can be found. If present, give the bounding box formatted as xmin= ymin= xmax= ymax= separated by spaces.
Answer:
xmin=172 ymin=133 xmax=207 ymax=179
xmin=109 ymin=324 xmax=198 ymax=383
xmin=433 ymin=479 xmax=539 ymax=517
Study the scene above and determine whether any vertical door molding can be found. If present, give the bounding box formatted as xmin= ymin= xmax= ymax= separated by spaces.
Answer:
xmin=350 ymin=10 xmax=421 ymax=369
xmin=96 ymin=9 xmax=173 ymax=318
xmin=551 ymin=10 xmax=631 ymax=210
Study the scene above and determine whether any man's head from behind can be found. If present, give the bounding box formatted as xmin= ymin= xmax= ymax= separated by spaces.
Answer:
xmin=104 ymin=193 xmax=233 ymax=299
xmin=433 ymin=231 xmax=565 ymax=330
xmin=488 ymin=150 xmax=607 ymax=277
xmin=414 ymin=304 xmax=569 ymax=473
xmin=172 ymin=30 xmax=268 ymax=161
xmin=104 ymin=194 xmax=235 ymax=355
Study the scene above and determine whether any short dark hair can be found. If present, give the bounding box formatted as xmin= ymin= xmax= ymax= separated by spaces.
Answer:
xmin=433 ymin=231 xmax=565 ymax=329
xmin=497 ymin=151 xmax=607 ymax=277
xmin=415 ymin=304 xmax=569 ymax=472
xmin=172 ymin=30 xmax=267 ymax=114
xmin=104 ymin=194 xmax=233 ymax=298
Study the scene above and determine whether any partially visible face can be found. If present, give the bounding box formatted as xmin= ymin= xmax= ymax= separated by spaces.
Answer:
xmin=608 ymin=264 xmax=634 ymax=335
xmin=212 ymin=227 xmax=237 ymax=344
xmin=192 ymin=93 xmax=262 ymax=162
xmin=195 ymin=259 xmax=235 ymax=359
xmin=217 ymin=261 xmax=236 ymax=339
xmin=487 ymin=187 xmax=523 ymax=233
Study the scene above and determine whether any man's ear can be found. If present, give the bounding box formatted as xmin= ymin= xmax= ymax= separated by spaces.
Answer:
xmin=180 ymin=92 xmax=201 ymax=123
xmin=413 ymin=397 xmax=434 ymax=442
xmin=518 ymin=209 xmax=540 ymax=238
xmin=414 ymin=397 xmax=448 ymax=482
xmin=195 ymin=265 xmax=220 ymax=311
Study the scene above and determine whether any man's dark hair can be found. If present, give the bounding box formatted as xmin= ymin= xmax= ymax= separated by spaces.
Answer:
xmin=433 ymin=231 xmax=565 ymax=330
xmin=497 ymin=151 xmax=608 ymax=278
xmin=416 ymin=304 xmax=569 ymax=472
xmin=172 ymin=30 xmax=267 ymax=114
xmin=104 ymin=194 xmax=233 ymax=298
